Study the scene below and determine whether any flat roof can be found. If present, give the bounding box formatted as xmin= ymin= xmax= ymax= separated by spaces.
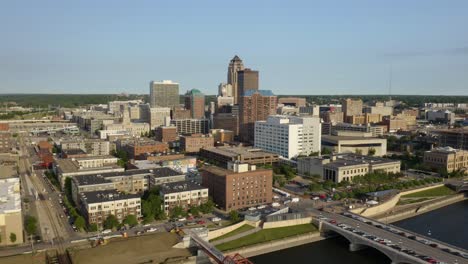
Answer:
xmin=202 ymin=146 xmax=279 ymax=159
xmin=81 ymin=189 xmax=140 ymax=204
xmin=161 ymin=181 xmax=206 ymax=194
xmin=74 ymin=168 xmax=184 ymax=185
xmin=323 ymin=153 xmax=399 ymax=169
xmin=322 ymin=135 xmax=385 ymax=141
xmin=0 ymin=178 xmax=21 ymax=214
xmin=63 ymin=149 xmax=87 ymax=155
xmin=201 ymin=165 xmax=270 ymax=177
xmin=55 ymin=158 xmax=121 ymax=173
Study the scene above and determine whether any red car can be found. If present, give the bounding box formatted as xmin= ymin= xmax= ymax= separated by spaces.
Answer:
xmin=197 ymin=220 xmax=206 ymax=225
xmin=329 ymin=219 xmax=337 ymax=224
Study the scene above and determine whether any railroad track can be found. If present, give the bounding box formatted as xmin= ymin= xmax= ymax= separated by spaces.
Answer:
xmin=20 ymin=137 xmax=71 ymax=264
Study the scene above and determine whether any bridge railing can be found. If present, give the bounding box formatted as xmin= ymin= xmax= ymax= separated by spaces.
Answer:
xmin=346 ymin=211 xmax=468 ymax=254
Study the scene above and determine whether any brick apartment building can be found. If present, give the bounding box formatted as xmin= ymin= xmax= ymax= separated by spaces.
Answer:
xmin=122 ymin=139 xmax=169 ymax=159
xmin=155 ymin=126 xmax=177 ymax=143
xmin=180 ymin=134 xmax=214 ymax=153
xmin=160 ymin=181 xmax=208 ymax=214
xmin=201 ymin=162 xmax=273 ymax=211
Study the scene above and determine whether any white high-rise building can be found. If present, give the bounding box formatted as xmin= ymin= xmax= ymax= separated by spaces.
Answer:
xmin=254 ymin=115 xmax=321 ymax=159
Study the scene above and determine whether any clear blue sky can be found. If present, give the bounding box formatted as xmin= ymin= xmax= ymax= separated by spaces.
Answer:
xmin=1 ymin=0 xmax=467 ymax=95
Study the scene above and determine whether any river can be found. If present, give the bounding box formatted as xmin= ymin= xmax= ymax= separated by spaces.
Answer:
xmin=250 ymin=200 xmax=468 ymax=264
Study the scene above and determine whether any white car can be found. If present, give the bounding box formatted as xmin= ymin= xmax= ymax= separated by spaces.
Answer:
xmin=178 ymin=217 xmax=186 ymax=222
xmin=101 ymin=229 xmax=112 ymax=234
xmin=146 ymin=227 xmax=158 ymax=233
xmin=211 ymin=217 xmax=221 ymax=222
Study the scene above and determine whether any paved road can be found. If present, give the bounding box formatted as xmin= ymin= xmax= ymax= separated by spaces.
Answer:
xmin=313 ymin=209 xmax=467 ymax=264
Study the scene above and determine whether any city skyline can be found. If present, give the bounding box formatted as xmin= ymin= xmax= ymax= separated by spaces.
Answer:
xmin=1 ymin=1 xmax=468 ymax=95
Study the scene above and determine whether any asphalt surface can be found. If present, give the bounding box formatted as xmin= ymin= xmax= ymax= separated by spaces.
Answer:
xmin=314 ymin=209 xmax=468 ymax=264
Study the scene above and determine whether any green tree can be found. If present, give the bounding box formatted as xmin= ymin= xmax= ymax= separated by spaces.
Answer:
xmin=229 ymin=210 xmax=240 ymax=223
xmin=332 ymin=193 xmax=341 ymax=200
xmin=170 ymin=206 xmax=186 ymax=219
xmin=199 ymin=199 xmax=215 ymax=214
xmin=355 ymin=149 xmax=363 ymax=155
xmin=368 ymin=148 xmax=376 ymax=156
xmin=321 ymin=148 xmax=332 ymax=155
xmin=9 ymin=233 xmax=16 ymax=243
xmin=88 ymin=223 xmax=98 ymax=232
xmin=189 ymin=206 xmax=200 ymax=217
xmin=103 ymin=215 xmax=119 ymax=230
xmin=25 ymin=215 xmax=37 ymax=235
xmin=74 ymin=216 xmax=86 ymax=231
xmin=123 ymin=214 xmax=138 ymax=227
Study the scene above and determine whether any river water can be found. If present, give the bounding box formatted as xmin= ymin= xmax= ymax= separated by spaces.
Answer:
xmin=250 ymin=200 xmax=468 ymax=264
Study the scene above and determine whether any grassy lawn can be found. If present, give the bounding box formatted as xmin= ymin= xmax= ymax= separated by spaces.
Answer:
xmin=402 ymin=186 xmax=455 ymax=198
xmin=397 ymin=197 xmax=432 ymax=205
xmin=216 ymin=224 xmax=317 ymax=251
xmin=211 ymin=225 xmax=255 ymax=242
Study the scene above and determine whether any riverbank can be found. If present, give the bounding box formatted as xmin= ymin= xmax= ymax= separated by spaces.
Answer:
xmin=373 ymin=193 xmax=466 ymax=223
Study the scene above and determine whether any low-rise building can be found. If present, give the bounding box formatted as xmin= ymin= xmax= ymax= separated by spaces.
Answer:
xmin=199 ymin=146 xmax=279 ymax=167
xmin=79 ymin=190 xmax=141 ymax=227
xmin=322 ymin=135 xmax=387 ymax=156
xmin=54 ymin=157 xmax=123 ymax=187
xmin=160 ymin=181 xmax=208 ymax=214
xmin=155 ymin=126 xmax=177 ymax=143
xmin=423 ymin=147 xmax=468 ymax=173
xmin=62 ymin=149 xmax=88 ymax=159
xmin=0 ymin=132 xmax=12 ymax=153
xmin=60 ymin=139 xmax=111 ymax=156
xmin=122 ymin=139 xmax=169 ymax=160
xmin=320 ymin=154 xmax=401 ymax=183
xmin=0 ymin=178 xmax=23 ymax=246
xmin=180 ymin=134 xmax=214 ymax=153
xmin=201 ymin=162 xmax=273 ymax=211
xmin=210 ymin=129 xmax=234 ymax=143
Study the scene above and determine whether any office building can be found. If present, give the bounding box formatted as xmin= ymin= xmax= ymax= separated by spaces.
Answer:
xmin=170 ymin=119 xmax=210 ymax=135
xmin=180 ymin=134 xmax=214 ymax=153
xmin=254 ymin=115 xmax=321 ymax=159
xmin=321 ymin=111 xmax=344 ymax=124
xmin=213 ymin=113 xmax=238 ymax=136
xmin=237 ymin=68 xmax=259 ymax=104
xmin=185 ymin=89 xmax=205 ymax=119
xmin=79 ymin=190 xmax=141 ymax=227
xmin=239 ymin=90 xmax=278 ymax=144
xmin=139 ymin=106 xmax=171 ymax=129
xmin=155 ymin=126 xmax=178 ymax=143
xmin=201 ymin=162 xmax=273 ymax=211
xmin=342 ymin=98 xmax=363 ymax=117
xmin=160 ymin=181 xmax=208 ymax=214
xmin=321 ymin=154 xmax=400 ymax=183
xmin=331 ymin=123 xmax=385 ymax=137
xmin=210 ymin=129 xmax=234 ymax=143
xmin=200 ymin=146 xmax=279 ymax=167
xmin=0 ymin=178 xmax=23 ymax=246
xmin=149 ymin=80 xmax=180 ymax=108
xmin=435 ymin=128 xmax=468 ymax=150
xmin=322 ymin=135 xmax=387 ymax=156
xmin=426 ymin=110 xmax=455 ymax=125
xmin=227 ymin=55 xmax=245 ymax=104
xmin=423 ymin=147 xmax=468 ymax=173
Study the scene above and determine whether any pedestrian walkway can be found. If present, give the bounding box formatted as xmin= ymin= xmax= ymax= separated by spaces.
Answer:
xmin=211 ymin=227 xmax=262 ymax=246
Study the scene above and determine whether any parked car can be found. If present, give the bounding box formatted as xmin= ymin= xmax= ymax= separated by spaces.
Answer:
xmin=211 ymin=217 xmax=221 ymax=222
xmin=101 ymin=229 xmax=112 ymax=234
xmin=146 ymin=227 xmax=158 ymax=233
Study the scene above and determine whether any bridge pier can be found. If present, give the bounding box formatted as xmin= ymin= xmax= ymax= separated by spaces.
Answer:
xmin=349 ymin=243 xmax=367 ymax=252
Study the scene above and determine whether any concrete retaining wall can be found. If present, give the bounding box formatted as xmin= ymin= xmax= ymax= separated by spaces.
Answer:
xmin=263 ymin=217 xmax=312 ymax=229
xmin=350 ymin=184 xmax=445 ymax=217
xmin=207 ymin=220 xmax=258 ymax=240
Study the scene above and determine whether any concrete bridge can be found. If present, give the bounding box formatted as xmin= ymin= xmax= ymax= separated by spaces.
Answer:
xmin=317 ymin=210 xmax=468 ymax=264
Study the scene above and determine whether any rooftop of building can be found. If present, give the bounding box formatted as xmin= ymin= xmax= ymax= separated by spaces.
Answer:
xmin=323 ymin=153 xmax=399 ymax=169
xmin=201 ymin=164 xmax=269 ymax=177
xmin=63 ymin=148 xmax=87 ymax=155
xmin=160 ymin=181 xmax=206 ymax=194
xmin=202 ymin=146 xmax=279 ymax=159
xmin=426 ymin=146 xmax=467 ymax=154
xmin=80 ymin=189 xmax=140 ymax=204
xmin=0 ymin=178 xmax=21 ymax=214
xmin=73 ymin=167 xmax=184 ymax=185
xmin=243 ymin=90 xmax=275 ymax=97
xmin=73 ymin=174 xmax=112 ymax=186
xmin=322 ymin=135 xmax=385 ymax=142
xmin=54 ymin=158 xmax=121 ymax=173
